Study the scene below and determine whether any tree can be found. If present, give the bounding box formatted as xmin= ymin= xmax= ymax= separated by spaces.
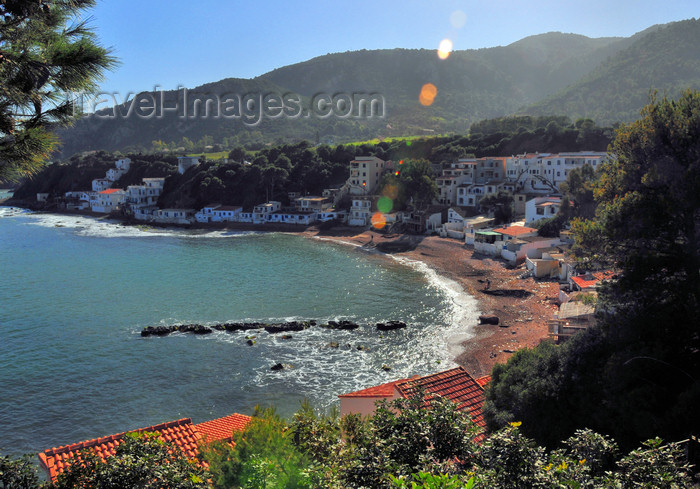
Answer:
xmin=49 ymin=432 xmax=208 ymax=489
xmin=399 ymin=159 xmax=438 ymax=210
xmin=0 ymin=452 xmax=40 ymax=489
xmin=478 ymin=191 xmax=514 ymax=224
xmin=486 ymin=91 xmax=700 ymax=450
xmin=203 ymin=406 xmax=310 ymax=489
xmin=0 ymin=0 xmax=116 ymax=182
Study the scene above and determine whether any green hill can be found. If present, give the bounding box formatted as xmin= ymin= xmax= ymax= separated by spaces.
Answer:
xmin=523 ymin=19 xmax=700 ymax=124
xmin=54 ymin=20 xmax=699 ymax=157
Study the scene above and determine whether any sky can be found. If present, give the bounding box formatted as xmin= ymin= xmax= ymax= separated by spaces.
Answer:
xmin=87 ymin=0 xmax=698 ymax=96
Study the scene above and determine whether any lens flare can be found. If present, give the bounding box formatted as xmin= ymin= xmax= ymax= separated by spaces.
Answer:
xmin=377 ymin=196 xmax=393 ymax=214
xmin=419 ymin=83 xmax=438 ymax=106
xmin=437 ymin=39 xmax=453 ymax=60
xmin=371 ymin=212 xmax=387 ymax=229
xmin=450 ymin=10 xmax=467 ymax=29
xmin=383 ymin=184 xmax=399 ymax=200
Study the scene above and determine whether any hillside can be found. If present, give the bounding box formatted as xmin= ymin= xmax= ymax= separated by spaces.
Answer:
xmin=54 ymin=20 xmax=698 ymax=157
xmin=523 ymin=19 xmax=700 ymax=123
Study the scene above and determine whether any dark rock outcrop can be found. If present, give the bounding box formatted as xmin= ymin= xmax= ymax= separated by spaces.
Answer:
xmin=478 ymin=315 xmax=500 ymax=325
xmin=376 ymin=320 xmax=407 ymax=331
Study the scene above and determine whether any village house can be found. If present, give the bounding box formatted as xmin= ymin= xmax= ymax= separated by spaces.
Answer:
xmin=549 ymin=292 xmax=598 ymax=344
xmin=211 ymin=205 xmax=243 ymax=222
xmin=347 ymin=156 xmax=390 ymax=195
xmin=338 ymin=366 xmax=490 ymax=430
xmin=253 ymin=201 xmax=281 ymax=223
xmin=91 ymin=189 xmax=126 ymax=213
xmin=294 ymin=195 xmax=332 ymax=212
xmin=464 ymin=216 xmax=496 ymax=245
xmin=152 ymin=208 xmax=195 ymax=225
xmin=404 ymin=205 xmax=448 ymax=234
xmin=37 ymin=413 xmax=250 ymax=482
xmin=440 ymin=207 xmax=470 ymax=239
xmin=268 ymin=210 xmax=317 ymax=225
xmin=525 ymin=246 xmax=573 ymax=280
xmin=500 ymin=235 xmax=564 ymax=265
xmin=525 ymin=196 xmax=562 ymax=224
xmin=195 ymin=204 xmax=222 ymax=223
xmin=506 ymin=151 xmax=607 ymax=194
xmin=177 ymin=156 xmax=200 ymax=174
xmin=348 ymin=196 xmax=373 ymax=226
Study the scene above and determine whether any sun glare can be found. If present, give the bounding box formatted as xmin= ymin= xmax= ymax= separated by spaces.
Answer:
xmin=371 ymin=212 xmax=387 ymax=229
xmin=437 ymin=38 xmax=453 ymax=60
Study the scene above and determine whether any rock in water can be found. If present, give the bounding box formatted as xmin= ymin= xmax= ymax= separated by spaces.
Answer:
xmin=376 ymin=320 xmax=407 ymax=331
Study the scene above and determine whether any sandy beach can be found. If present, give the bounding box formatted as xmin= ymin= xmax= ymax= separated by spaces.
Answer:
xmin=303 ymin=227 xmax=560 ymax=378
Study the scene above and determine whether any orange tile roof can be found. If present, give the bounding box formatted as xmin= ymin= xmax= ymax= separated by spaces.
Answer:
xmin=476 ymin=375 xmax=491 ymax=387
xmin=195 ymin=413 xmax=251 ymax=443
xmin=98 ymin=188 xmax=122 ymax=194
xmin=38 ymin=413 xmax=250 ymax=482
xmin=338 ymin=376 xmax=417 ymax=398
xmin=395 ymin=366 xmax=488 ymax=428
xmin=493 ymin=225 xmax=537 ymax=237
xmin=571 ymin=271 xmax=615 ymax=289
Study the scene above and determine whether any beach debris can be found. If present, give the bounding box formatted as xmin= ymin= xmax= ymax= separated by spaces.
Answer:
xmin=502 ymin=349 xmax=515 ymax=354
xmin=328 ymin=341 xmax=340 ymax=348
xmin=381 ymin=364 xmax=392 ymax=371
xmin=281 ymin=335 xmax=293 ymax=340
xmin=478 ymin=315 xmax=500 ymax=325
xmin=376 ymin=320 xmax=407 ymax=331
xmin=356 ymin=345 xmax=368 ymax=351
xmin=246 ymin=339 xmax=255 ymax=346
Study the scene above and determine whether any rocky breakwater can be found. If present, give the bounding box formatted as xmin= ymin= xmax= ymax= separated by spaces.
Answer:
xmin=140 ymin=319 xmax=410 ymax=337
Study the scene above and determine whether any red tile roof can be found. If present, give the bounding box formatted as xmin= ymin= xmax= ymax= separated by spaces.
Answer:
xmin=338 ymin=376 xmax=417 ymax=398
xmin=195 ymin=413 xmax=251 ymax=443
xmin=571 ymin=271 xmax=615 ymax=289
xmin=493 ymin=225 xmax=537 ymax=237
xmin=38 ymin=413 xmax=250 ymax=482
xmin=98 ymin=188 xmax=122 ymax=194
xmin=395 ymin=366 xmax=488 ymax=428
xmin=476 ymin=375 xmax=491 ymax=388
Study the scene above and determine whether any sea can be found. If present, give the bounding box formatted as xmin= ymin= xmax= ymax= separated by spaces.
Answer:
xmin=0 ymin=204 xmax=478 ymax=457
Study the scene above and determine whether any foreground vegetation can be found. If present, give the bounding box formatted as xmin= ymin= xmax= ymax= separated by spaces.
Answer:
xmin=1 ymin=396 xmax=695 ymax=488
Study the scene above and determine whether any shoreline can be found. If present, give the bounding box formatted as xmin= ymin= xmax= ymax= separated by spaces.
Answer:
xmin=302 ymin=228 xmax=559 ymax=378
xmin=3 ymin=204 xmax=558 ymax=377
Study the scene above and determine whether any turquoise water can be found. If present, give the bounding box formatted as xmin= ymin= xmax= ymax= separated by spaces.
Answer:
xmin=0 ymin=208 xmax=477 ymax=456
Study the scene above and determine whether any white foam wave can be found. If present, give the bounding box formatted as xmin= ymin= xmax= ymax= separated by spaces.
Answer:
xmin=390 ymin=255 xmax=481 ymax=360
xmin=17 ymin=212 xmax=261 ymax=239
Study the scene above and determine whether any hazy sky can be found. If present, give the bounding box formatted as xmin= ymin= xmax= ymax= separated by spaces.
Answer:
xmin=88 ymin=0 xmax=698 ymax=95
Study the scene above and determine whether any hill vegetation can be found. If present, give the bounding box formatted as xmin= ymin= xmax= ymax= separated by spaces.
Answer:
xmin=52 ymin=19 xmax=700 ymax=158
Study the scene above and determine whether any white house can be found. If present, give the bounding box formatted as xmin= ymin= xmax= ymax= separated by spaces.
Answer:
xmin=211 ymin=205 xmax=242 ymax=222
xmin=152 ymin=208 xmax=194 ymax=224
xmin=92 ymin=178 xmax=112 ymax=192
xmin=253 ymin=201 xmax=281 ymax=223
xmin=195 ymin=204 xmax=221 ymax=223
xmin=115 ymin=158 xmax=131 ymax=171
xmin=91 ymin=189 xmax=126 ymax=213
xmin=500 ymin=236 xmax=563 ymax=265
xmin=294 ymin=196 xmax=331 ymax=212
xmin=349 ymin=197 xmax=373 ymax=226
xmin=464 ymin=216 xmax=496 ymax=245
xmin=317 ymin=209 xmax=347 ymax=222
xmin=134 ymin=206 xmax=157 ymax=221
xmin=268 ymin=210 xmax=317 ymax=225
xmin=525 ymin=196 xmax=562 ymax=224
xmin=177 ymin=156 xmax=200 ymax=175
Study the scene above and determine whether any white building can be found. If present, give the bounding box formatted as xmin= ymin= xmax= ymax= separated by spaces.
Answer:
xmin=506 ymin=152 xmax=607 ymax=194
xmin=152 ymin=208 xmax=194 ymax=224
xmin=211 ymin=205 xmax=242 ymax=222
xmin=347 ymin=156 xmax=389 ymax=195
xmin=177 ymin=156 xmax=200 ymax=174
xmin=525 ymin=196 xmax=562 ymax=224
xmin=253 ymin=201 xmax=281 ymax=223
xmin=91 ymin=189 xmax=126 ymax=213
xmin=92 ymin=178 xmax=112 ymax=192
xmin=348 ymin=197 xmax=372 ymax=226
xmin=294 ymin=196 xmax=331 ymax=212
xmin=268 ymin=210 xmax=317 ymax=225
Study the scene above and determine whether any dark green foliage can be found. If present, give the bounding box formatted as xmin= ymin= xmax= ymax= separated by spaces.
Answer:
xmin=478 ymin=191 xmax=514 ymax=224
xmin=49 ymin=432 xmax=208 ymax=489
xmin=203 ymin=406 xmax=310 ymax=489
xmin=486 ymin=91 xmax=700 ymax=451
xmin=0 ymin=0 xmax=116 ymax=182
xmin=0 ymin=452 xmax=40 ymax=489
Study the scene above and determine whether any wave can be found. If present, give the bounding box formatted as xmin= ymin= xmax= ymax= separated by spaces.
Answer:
xmin=12 ymin=212 xmax=260 ymax=239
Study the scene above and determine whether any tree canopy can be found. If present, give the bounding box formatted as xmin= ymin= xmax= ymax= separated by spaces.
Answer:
xmin=0 ymin=0 xmax=115 ymax=182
